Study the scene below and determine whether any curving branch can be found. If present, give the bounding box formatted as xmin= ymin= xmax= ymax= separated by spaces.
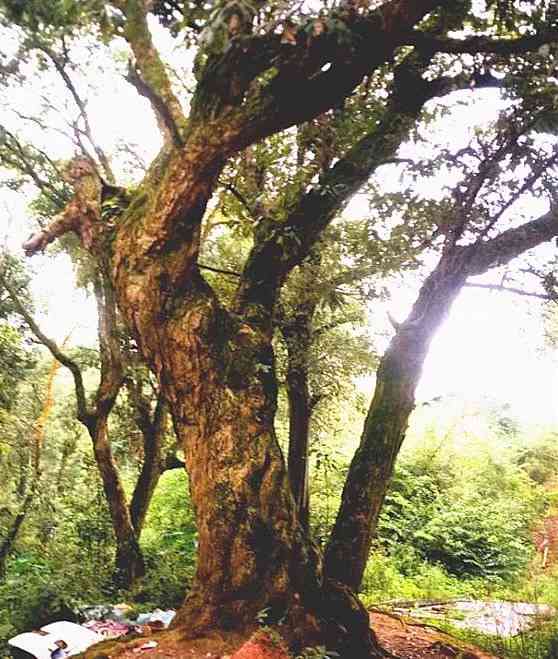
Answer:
xmin=0 ymin=267 xmax=91 ymax=425
xmin=125 ymin=60 xmax=184 ymax=146
xmin=114 ymin=0 xmax=186 ymax=143
xmin=233 ymin=49 xmax=489 ymax=320
xmin=38 ymin=44 xmax=116 ymax=182
xmin=464 ymin=208 xmax=558 ymax=276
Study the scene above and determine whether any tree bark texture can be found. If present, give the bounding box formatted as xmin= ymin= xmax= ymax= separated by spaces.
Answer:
xmin=109 ymin=265 xmax=380 ymax=654
xmin=87 ymin=273 xmax=147 ymax=586
xmin=89 ymin=416 xmax=146 ymax=586
xmin=129 ymin=394 xmax=169 ymax=534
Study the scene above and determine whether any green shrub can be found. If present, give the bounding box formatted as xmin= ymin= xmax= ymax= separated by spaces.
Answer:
xmin=136 ymin=470 xmax=197 ymax=608
xmin=360 ymin=550 xmax=489 ymax=605
xmin=377 ymin=448 xmax=544 ymax=582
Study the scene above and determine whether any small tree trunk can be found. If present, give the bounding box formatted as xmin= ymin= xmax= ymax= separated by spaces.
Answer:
xmin=129 ymin=396 xmax=168 ymax=534
xmin=282 ymin=309 xmax=315 ymax=531
xmin=89 ymin=418 xmax=145 ymax=587
xmin=286 ymin=365 xmax=311 ymax=530
xmin=0 ymin=493 xmax=34 ymax=579
xmin=324 ymin=261 xmax=467 ymax=592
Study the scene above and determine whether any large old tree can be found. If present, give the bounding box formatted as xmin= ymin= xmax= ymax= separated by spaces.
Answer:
xmin=2 ymin=0 xmax=558 ymax=656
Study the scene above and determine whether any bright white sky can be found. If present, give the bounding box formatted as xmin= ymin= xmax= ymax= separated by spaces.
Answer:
xmin=1 ymin=21 xmax=557 ymax=427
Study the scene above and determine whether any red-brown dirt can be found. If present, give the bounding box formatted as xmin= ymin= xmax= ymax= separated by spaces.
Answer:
xmin=369 ymin=611 xmax=499 ymax=658
xmin=83 ymin=613 xmax=499 ymax=659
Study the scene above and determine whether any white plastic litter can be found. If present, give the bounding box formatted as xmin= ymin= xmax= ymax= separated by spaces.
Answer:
xmin=132 ymin=641 xmax=158 ymax=653
xmin=9 ymin=621 xmax=102 ymax=659
xmin=135 ymin=609 xmax=176 ymax=628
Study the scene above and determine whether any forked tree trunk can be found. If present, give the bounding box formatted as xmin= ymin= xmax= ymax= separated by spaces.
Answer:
xmin=113 ymin=272 xmax=381 ymax=656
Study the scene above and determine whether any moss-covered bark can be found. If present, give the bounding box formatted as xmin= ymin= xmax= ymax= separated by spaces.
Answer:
xmin=324 ymin=262 xmax=467 ymax=590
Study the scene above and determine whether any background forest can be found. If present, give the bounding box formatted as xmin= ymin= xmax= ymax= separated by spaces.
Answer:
xmin=1 ymin=1 xmax=558 ymax=658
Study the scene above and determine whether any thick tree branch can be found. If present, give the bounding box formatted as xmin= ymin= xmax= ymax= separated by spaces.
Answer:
xmin=233 ymin=51 xmax=455 ymax=319
xmin=22 ymin=159 xmax=107 ymax=257
xmin=115 ymin=2 xmax=448 ymax=276
xmin=213 ymin=1 xmax=449 ymax=144
xmin=113 ymin=0 xmax=554 ymax=300
xmin=464 ymin=208 xmax=558 ymax=276
xmin=21 ymin=206 xmax=80 ymax=256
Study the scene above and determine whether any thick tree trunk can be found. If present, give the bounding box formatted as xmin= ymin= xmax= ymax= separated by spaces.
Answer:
xmin=324 ymin=258 xmax=468 ymax=592
xmin=111 ymin=271 xmax=381 ymax=655
xmin=165 ymin=296 xmax=312 ymax=633
xmin=88 ymin=418 xmax=145 ymax=587
xmin=171 ymin=354 xmax=380 ymax=656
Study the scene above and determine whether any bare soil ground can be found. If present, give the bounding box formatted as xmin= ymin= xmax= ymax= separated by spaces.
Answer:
xmin=82 ymin=613 xmax=499 ymax=659
xmin=369 ymin=611 xmax=499 ymax=658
